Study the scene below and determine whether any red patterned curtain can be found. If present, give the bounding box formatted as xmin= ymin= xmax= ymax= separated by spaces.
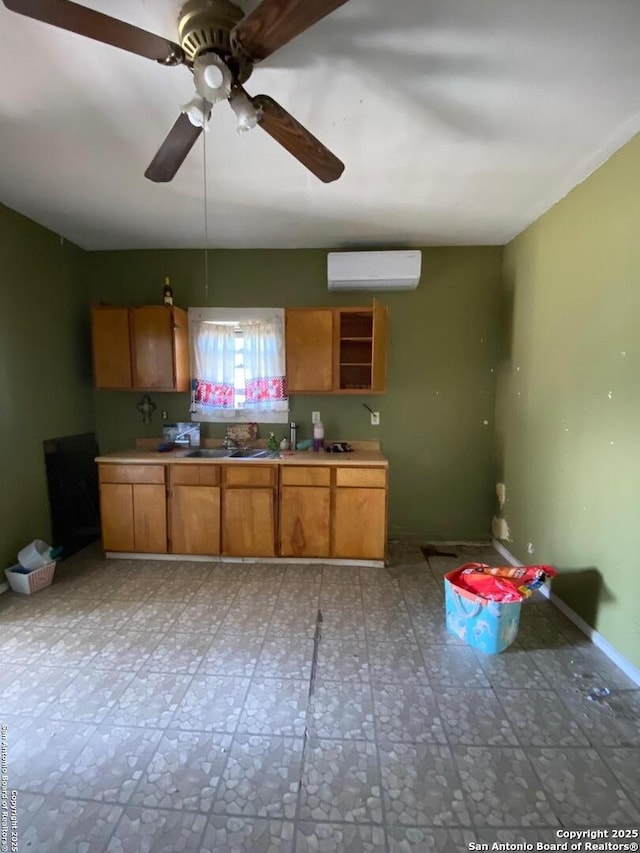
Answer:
xmin=242 ymin=319 xmax=288 ymax=411
xmin=192 ymin=322 xmax=236 ymax=410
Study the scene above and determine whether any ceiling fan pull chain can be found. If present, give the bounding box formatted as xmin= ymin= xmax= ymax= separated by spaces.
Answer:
xmin=203 ymin=97 xmax=210 ymax=305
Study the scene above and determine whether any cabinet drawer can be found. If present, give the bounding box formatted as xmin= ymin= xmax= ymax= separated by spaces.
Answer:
xmin=335 ymin=467 xmax=387 ymax=488
xmin=170 ymin=465 xmax=220 ymax=486
xmin=281 ymin=466 xmax=330 ymax=487
xmin=223 ymin=465 xmax=276 ymax=487
xmin=99 ymin=464 xmax=165 ymax=485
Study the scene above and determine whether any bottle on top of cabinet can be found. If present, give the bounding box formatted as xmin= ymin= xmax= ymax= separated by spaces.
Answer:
xmin=163 ymin=277 xmax=174 ymax=306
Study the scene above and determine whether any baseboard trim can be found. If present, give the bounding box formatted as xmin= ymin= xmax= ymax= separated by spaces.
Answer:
xmin=492 ymin=539 xmax=640 ymax=687
xmin=0 ymin=581 xmax=8 ymax=596
xmin=105 ymin=552 xmax=384 ymax=569
xmin=390 ymin=538 xmax=492 ymax=546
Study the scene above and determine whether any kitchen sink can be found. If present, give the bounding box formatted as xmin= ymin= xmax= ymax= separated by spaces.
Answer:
xmin=228 ymin=449 xmax=274 ymax=458
xmin=184 ymin=448 xmax=276 ymax=459
xmin=184 ymin=448 xmax=230 ymax=458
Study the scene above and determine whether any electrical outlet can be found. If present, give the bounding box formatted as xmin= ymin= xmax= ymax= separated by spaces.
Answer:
xmin=370 ymin=411 xmax=380 ymax=426
xmin=312 ymin=411 xmax=321 ymax=424
xmin=161 ymin=410 xmax=168 ymax=420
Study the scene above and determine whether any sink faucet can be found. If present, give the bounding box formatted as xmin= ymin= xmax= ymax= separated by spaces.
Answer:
xmin=174 ymin=426 xmax=198 ymax=446
xmin=223 ymin=435 xmax=252 ymax=451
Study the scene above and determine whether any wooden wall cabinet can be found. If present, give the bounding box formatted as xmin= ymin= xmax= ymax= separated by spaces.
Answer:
xmin=91 ymin=307 xmax=132 ymax=389
xmin=221 ymin=465 xmax=277 ymax=557
xmin=169 ymin=465 xmax=220 ymax=556
xmin=285 ymin=309 xmax=334 ymax=393
xmin=92 ymin=305 xmax=189 ymax=391
xmin=99 ymin=464 xmax=167 ymax=553
xmin=285 ymin=300 xmax=388 ymax=395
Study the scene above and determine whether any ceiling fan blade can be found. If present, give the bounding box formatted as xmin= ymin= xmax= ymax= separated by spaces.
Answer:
xmin=2 ymin=0 xmax=185 ymax=65
xmin=145 ymin=114 xmax=203 ymax=183
xmin=231 ymin=0 xmax=349 ymax=62
xmin=252 ymin=94 xmax=344 ymax=183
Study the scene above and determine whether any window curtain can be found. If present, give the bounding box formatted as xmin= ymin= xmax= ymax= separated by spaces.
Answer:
xmin=191 ymin=322 xmax=236 ymax=409
xmin=241 ymin=317 xmax=288 ymax=411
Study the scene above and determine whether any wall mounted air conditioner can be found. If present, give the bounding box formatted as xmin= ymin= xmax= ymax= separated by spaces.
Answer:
xmin=327 ymin=250 xmax=422 ymax=291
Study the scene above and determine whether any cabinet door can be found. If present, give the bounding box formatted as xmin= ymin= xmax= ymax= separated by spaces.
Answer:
xmin=285 ymin=309 xmax=334 ymax=392
xmin=371 ymin=298 xmax=388 ymax=393
xmin=133 ymin=484 xmax=167 ymax=553
xmin=130 ymin=307 xmax=175 ymax=390
xmin=100 ymin=483 xmax=134 ymax=551
xmin=171 ymin=485 xmax=220 ymax=555
xmin=333 ymin=487 xmax=386 ymax=560
xmin=280 ymin=486 xmax=330 ymax=557
xmin=172 ymin=307 xmax=190 ymax=392
xmin=92 ymin=307 xmax=132 ymax=389
xmin=222 ymin=488 xmax=275 ymax=557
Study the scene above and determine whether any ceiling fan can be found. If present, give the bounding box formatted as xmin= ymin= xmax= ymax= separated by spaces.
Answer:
xmin=2 ymin=0 xmax=349 ymax=183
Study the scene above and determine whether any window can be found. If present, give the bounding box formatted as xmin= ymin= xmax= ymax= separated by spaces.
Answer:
xmin=188 ymin=308 xmax=288 ymax=424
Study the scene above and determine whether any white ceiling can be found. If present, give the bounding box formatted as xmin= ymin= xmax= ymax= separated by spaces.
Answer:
xmin=1 ymin=0 xmax=639 ymax=250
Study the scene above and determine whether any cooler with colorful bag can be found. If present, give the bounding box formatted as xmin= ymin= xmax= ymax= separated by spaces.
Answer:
xmin=444 ymin=562 xmax=557 ymax=654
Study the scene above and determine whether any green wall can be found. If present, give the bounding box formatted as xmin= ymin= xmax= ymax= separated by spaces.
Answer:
xmin=496 ymin=133 xmax=640 ymax=668
xmin=86 ymin=246 xmax=503 ymax=539
xmin=0 ymin=204 xmax=94 ymax=570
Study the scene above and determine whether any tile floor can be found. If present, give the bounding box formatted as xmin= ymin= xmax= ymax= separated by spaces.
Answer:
xmin=1 ymin=541 xmax=639 ymax=852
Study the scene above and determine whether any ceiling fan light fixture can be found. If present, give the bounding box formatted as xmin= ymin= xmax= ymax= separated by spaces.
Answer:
xmin=230 ymin=89 xmax=263 ymax=134
xmin=181 ymin=96 xmax=213 ymax=128
xmin=204 ymin=64 xmax=224 ymax=89
xmin=193 ymin=54 xmax=232 ymax=104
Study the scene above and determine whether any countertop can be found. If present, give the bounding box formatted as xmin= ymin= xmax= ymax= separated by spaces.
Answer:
xmin=95 ymin=446 xmax=388 ymax=467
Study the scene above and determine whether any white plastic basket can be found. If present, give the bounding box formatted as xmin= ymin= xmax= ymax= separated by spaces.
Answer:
xmin=5 ymin=561 xmax=56 ymax=595
xmin=17 ymin=539 xmax=52 ymax=570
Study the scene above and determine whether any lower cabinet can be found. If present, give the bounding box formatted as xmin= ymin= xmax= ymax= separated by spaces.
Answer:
xmin=100 ymin=475 xmax=167 ymax=553
xmin=98 ymin=461 xmax=387 ymax=561
xmin=334 ymin=488 xmax=386 ymax=560
xmin=100 ymin=483 xmax=134 ymax=552
xmin=222 ymin=465 xmax=276 ymax=557
xmin=222 ymin=489 xmax=276 ymax=556
xmin=333 ymin=467 xmax=387 ymax=560
xmin=280 ymin=486 xmax=331 ymax=557
xmin=279 ymin=466 xmax=331 ymax=557
xmin=169 ymin=465 xmax=220 ymax=555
